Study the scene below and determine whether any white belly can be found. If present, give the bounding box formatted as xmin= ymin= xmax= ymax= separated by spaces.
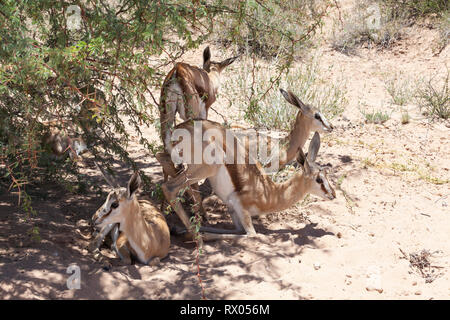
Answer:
xmin=198 ymin=100 xmax=207 ymax=119
xmin=208 ymin=165 xmax=235 ymax=204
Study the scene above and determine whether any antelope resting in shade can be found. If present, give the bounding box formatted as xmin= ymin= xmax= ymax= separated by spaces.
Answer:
xmin=232 ymin=89 xmax=333 ymax=173
xmin=160 ymin=119 xmax=336 ymax=241
xmin=91 ymin=173 xmax=170 ymax=265
xmin=41 ymin=125 xmax=87 ymax=161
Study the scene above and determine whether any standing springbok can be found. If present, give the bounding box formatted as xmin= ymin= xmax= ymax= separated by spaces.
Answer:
xmin=159 ymin=46 xmax=239 ymax=149
xmin=157 ymin=46 xmax=239 ymax=214
xmin=161 ymin=120 xmax=336 ymax=241
xmin=92 ymin=173 xmax=170 ymax=265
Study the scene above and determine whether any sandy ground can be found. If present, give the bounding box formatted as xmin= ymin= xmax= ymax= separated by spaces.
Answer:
xmin=1 ymin=2 xmax=449 ymax=299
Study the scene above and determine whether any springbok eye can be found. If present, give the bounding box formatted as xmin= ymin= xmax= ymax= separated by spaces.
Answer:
xmin=315 ymin=113 xmax=321 ymax=120
xmin=316 ymin=177 xmax=323 ymax=184
xmin=111 ymin=202 xmax=119 ymax=209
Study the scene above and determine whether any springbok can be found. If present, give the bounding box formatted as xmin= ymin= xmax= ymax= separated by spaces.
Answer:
xmin=161 ymin=120 xmax=336 ymax=241
xmin=233 ymin=89 xmax=333 ymax=173
xmin=41 ymin=85 xmax=105 ymax=161
xmin=157 ymin=46 xmax=238 ymax=214
xmin=42 ymin=124 xmax=87 ymax=161
xmin=159 ymin=46 xmax=239 ymax=149
xmin=91 ymin=173 xmax=170 ymax=265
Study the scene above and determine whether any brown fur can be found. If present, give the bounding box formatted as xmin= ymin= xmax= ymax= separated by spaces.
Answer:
xmin=92 ymin=174 xmax=170 ymax=264
xmin=159 ymin=62 xmax=217 ymax=148
xmin=162 ymin=120 xmax=336 ymax=240
xmin=119 ymin=199 xmax=170 ymax=262
xmin=158 ymin=48 xmax=238 ymax=217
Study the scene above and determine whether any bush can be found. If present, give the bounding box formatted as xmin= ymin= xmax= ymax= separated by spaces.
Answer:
xmin=415 ymin=69 xmax=450 ymax=119
xmin=382 ymin=0 xmax=448 ymax=18
xmin=384 ymin=73 xmax=413 ymax=106
xmin=210 ymin=0 xmax=330 ymax=59
xmin=331 ymin=0 xmax=449 ymax=54
xmin=0 ymin=0 xmax=325 ymax=206
xmin=221 ymin=56 xmax=346 ymax=131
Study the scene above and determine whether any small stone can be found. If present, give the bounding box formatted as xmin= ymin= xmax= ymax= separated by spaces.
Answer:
xmin=366 ymin=285 xmax=383 ymax=293
xmin=313 ymin=263 xmax=321 ymax=270
xmin=415 ymin=291 xmax=422 ymax=295
xmin=412 ymin=281 xmax=417 ymax=286
xmin=337 ymin=232 xmax=342 ymax=239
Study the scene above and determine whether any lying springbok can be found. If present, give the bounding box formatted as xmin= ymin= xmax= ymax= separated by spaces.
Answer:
xmin=157 ymin=46 xmax=239 ymax=214
xmin=42 ymin=124 xmax=87 ymax=160
xmin=41 ymin=85 xmax=105 ymax=160
xmin=92 ymin=173 xmax=170 ymax=265
xmin=161 ymin=120 xmax=336 ymax=241
xmin=232 ymin=89 xmax=333 ymax=173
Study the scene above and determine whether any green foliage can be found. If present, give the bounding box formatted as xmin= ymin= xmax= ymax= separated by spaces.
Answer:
xmin=0 ymin=0 xmax=323 ymax=203
xmin=415 ymin=69 xmax=450 ymax=119
xmin=381 ymin=0 xmax=449 ymax=18
xmin=332 ymin=0 xmax=449 ymax=54
xmin=28 ymin=226 xmax=41 ymax=243
xmin=223 ymin=56 xmax=346 ymax=131
xmin=211 ymin=0 xmax=329 ymax=59
xmin=360 ymin=108 xmax=391 ymax=124
xmin=384 ymin=74 xmax=413 ymax=106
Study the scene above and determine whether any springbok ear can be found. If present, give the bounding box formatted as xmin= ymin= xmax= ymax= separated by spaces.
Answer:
xmin=219 ymin=55 xmax=239 ymax=71
xmin=280 ymin=89 xmax=308 ymax=113
xmin=297 ymin=147 xmax=306 ymax=166
xmin=203 ymin=46 xmax=211 ymax=72
xmin=127 ymin=172 xmax=141 ymax=198
xmin=280 ymin=88 xmax=295 ymax=105
xmin=307 ymin=132 xmax=321 ymax=163
xmin=297 ymin=148 xmax=312 ymax=176
xmin=291 ymin=91 xmax=308 ymax=112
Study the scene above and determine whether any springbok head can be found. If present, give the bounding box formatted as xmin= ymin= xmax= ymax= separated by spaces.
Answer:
xmin=92 ymin=173 xmax=141 ymax=229
xmin=297 ymin=132 xmax=336 ymax=200
xmin=202 ymin=46 xmax=239 ymax=75
xmin=280 ymin=88 xmax=334 ymax=133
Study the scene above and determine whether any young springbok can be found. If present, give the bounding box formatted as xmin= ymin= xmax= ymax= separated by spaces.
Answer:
xmin=92 ymin=173 xmax=170 ymax=265
xmin=267 ymin=89 xmax=333 ymax=171
xmin=41 ymin=85 xmax=105 ymax=161
xmin=161 ymin=120 xmax=336 ymax=241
